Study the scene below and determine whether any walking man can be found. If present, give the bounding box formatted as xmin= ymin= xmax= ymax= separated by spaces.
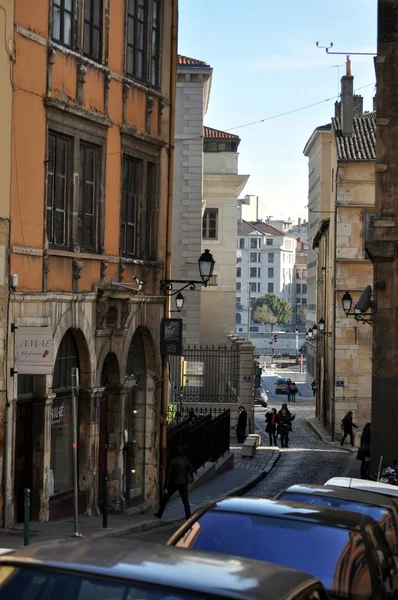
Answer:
xmin=311 ymin=380 xmax=317 ymax=397
xmin=278 ymin=408 xmax=291 ymax=448
xmin=290 ymin=382 xmax=298 ymax=402
xmin=341 ymin=411 xmax=358 ymax=447
xmin=236 ymin=405 xmax=248 ymax=443
xmin=265 ymin=408 xmax=279 ymax=446
xmin=154 ymin=445 xmax=193 ymax=520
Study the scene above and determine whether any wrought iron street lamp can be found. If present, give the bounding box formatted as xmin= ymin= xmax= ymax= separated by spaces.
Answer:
xmin=161 ymin=249 xmax=215 ymax=296
xmin=318 ymin=318 xmax=332 ymax=337
xmin=307 ymin=318 xmax=332 ymax=341
xmin=175 ymin=292 xmax=184 ymax=312
xmin=341 ymin=283 xmax=385 ymax=326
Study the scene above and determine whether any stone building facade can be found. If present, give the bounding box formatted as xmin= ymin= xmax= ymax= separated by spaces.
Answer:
xmin=2 ymin=0 xmax=176 ymax=526
xmin=305 ymin=64 xmax=375 ymax=436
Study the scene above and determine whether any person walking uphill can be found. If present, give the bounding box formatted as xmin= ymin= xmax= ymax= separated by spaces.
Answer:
xmin=236 ymin=405 xmax=248 ymax=443
xmin=290 ymin=382 xmax=298 ymax=402
xmin=278 ymin=408 xmax=292 ymax=448
xmin=341 ymin=411 xmax=358 ymax=447
xmin=154 ymin=445 xmax=194 ymax=520
xmin=265 ymin=408 xmax=279 ymax=446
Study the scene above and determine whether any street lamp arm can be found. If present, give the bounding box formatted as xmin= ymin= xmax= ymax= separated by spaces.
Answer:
xmin=160 ymin=280 xmax=207 ymax=296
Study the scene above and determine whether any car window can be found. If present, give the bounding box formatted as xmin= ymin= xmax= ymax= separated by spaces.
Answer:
xmin=366 ymin=524 xmax=394 ymax=590
xmin=175 ymin=511 xmax=372 ymax=599
xmin=280 ymin=492 xmax=398 ymax=556
xmin=0 ymin=566 xmax=206 ymax=600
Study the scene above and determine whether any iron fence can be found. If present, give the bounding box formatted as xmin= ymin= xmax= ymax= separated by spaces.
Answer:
xmin=211 ymin=410 xmax=230 ymax=462
xmin=170 ymin=345 xmax=239 ymax=403
xmin=167 ymin=410 xmax=230 ymax=473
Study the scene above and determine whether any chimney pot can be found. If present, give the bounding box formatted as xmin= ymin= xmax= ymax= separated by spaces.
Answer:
xmin=298 ymin=217 xmax=302 ymax=226
xmin=341 ymin=73 xmax=354 ymax=137
xmin=353 ymin=95 xmax=363 ymax=117
xmin=335 ymin=100 xmax=341 ymax=118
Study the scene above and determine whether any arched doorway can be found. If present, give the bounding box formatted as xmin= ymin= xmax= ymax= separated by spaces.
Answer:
xmin=124 ymin=330 xmax=147 ymax=506
xmin=98 ymin=352 xmax=120 ymax=509
xmin=49 ymin=329 xmax=86 ymax=519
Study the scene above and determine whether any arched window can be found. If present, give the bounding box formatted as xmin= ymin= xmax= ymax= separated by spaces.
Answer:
xmin=53 ymin=330 xmax=79 ymax=390
xmin=236 ymin=313 xmax=241 ymax=324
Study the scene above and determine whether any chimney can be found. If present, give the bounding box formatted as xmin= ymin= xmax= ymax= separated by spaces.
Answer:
xmin=334 ymin=100 xmax=341 ymax=118
xmin=353 ymin=95 xmax=363 ymax=117
xmin=298 ymin=217 xmax=301 ymax=226
xmin=341 ymin=57 xmax=354 ymax=137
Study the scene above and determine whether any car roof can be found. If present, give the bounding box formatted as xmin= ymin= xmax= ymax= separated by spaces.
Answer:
xmin=279 ymin=483 xmax=397 ymax=510
xmin=210 ymin=497 xmax=372 ymax=529
xmin=277 ymin=378 xmax=289 ymax=382
xmin=0 ymin=538 xmax=322 ymax=600
xmin=326 ymin=477 xmax=398 ymax=498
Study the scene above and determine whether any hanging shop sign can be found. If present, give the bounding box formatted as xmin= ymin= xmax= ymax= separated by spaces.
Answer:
xmin=16 ymin=326 xmax=53 ymax=374
xmin=160 ymin=318 xmax=183 ymax=356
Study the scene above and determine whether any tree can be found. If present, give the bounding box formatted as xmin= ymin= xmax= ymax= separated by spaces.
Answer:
xmin=252 ymin=304 xmax=277 ymax=326
xmin=252 ymin=294 xmax=292 ymax=325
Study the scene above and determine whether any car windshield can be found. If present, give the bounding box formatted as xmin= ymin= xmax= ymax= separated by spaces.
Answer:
xmin=175 ymin=511 xmax=373 ymax=600
xmin=280 ymin=492 xmax=397 ymax=554
xmin=0 ymin=566 xmax=202 ymax=600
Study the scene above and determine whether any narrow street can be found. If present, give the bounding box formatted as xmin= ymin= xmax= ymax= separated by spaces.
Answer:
xmin=127 ymin=370 xmax=354 ymax=545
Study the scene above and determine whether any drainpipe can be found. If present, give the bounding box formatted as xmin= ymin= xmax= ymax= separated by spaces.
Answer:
xmin=160 ymin=0 xmax=178 ymax=490
xmin=331 ymin=165 xmax=340 ymax=441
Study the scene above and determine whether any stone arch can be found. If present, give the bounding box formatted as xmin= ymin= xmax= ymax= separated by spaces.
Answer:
xmin=52 ymin=307 xmax=95 ymax=389
xmin=96 ymin=342 xmax=123 ymax=387
xmin=122 ymin=325 xmax=158 ymax=379
xmin=100 ymin=352 xmax=120 ymax=386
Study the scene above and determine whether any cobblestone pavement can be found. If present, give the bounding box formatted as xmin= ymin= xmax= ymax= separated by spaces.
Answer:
xmin=246 ymin=399 xmax=356 ymax=499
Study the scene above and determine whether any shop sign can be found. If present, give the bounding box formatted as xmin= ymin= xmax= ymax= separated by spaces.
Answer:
xmin=51 ymin=402 xmax=70 ymax=429
xmin=336 ymin=380 xmax=345 ymax=387
xmin=16 ymin=326 xmax=53 ymax=374
xmin=160 ymin=318 xmax=183 ymax=356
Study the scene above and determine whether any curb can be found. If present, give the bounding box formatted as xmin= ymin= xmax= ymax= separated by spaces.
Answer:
xmin=306 ymin=418 xmax=356 ymax=454
xmin=93 ymin=450 xmax=281 ymax=540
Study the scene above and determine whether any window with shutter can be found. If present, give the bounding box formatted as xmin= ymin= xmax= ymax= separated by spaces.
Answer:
xmin=121 ymin=157 xmax=140 ymax=257
xmin=126 ymin=0 xmax=147 ymax=80
xmin=151 ymin=0 xmax=161 ymax=87
xmin=83 ymin=0 xmax=103 ymax=62
xmin=145 ymin=162 xmax=158 ymax=260
xmin=79 ymin=143 xmax=98 ymax=252
xmin=47 ymin=133 xmax=69 ymax=247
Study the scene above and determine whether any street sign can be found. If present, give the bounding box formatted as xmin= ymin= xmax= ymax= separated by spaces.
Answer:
xmin=336 ymin=380 xmax=345 ymax=387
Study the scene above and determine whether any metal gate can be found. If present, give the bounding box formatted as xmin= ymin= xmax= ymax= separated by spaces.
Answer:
xmin=169 ymin=345 xmax=239 ymax=403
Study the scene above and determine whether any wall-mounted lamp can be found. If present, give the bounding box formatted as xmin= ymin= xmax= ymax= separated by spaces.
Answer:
xmin=161 ymin=249 xmax=216 ymax=296
xmin=341 ymin=282 xmax=386 ymax=326
xmin=306 ymin=318 xmax=332 ymax=341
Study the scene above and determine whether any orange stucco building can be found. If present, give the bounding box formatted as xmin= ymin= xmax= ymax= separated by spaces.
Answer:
xmin=2 ymin=0 xmax=176 ymax=525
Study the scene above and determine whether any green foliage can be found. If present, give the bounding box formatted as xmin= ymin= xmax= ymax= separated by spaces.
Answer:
xmin=252 ymin=304 xmax=277 ymax=325
xmin=252 ymin=294 xmax=292 ymax=324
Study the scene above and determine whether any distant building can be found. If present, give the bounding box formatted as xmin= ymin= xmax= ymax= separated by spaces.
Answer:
xmin=201 ymin=127 xmax=249 ymax=345
xmin=289 ymin=218 xmax=309 ymax=244
xmin=236 ymin=220 xmax=296 ymax=331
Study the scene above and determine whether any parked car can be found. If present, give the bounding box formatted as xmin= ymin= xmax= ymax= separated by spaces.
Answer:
xmin=275 ymin=483 xmax=398 ymax=558
xmin=254 ymin=385 xmax=268 ymax=407
xmin=0 ymin=537 xmax=330 ymax=600
xmin=326 ymin=476 xmax=398 ymax=498
xmin=274 ymin=377 xmax=291 ymax=394
xmin=168 ymin=496 xmax=398 ymax=600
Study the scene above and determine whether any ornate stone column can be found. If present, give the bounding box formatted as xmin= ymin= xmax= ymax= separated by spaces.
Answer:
xmin=32 ymin=392 xmax=56 ymax=522
xmin=106 ymin=384 xmax=127 ymax=512
xmin=79 ymin=387 xmax=105 ymax=516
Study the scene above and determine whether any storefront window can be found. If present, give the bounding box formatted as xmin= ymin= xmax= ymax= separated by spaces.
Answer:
xmin=50 ymin=330 xmax=79 ymax=496
xmin=50 ymin=396 xmax=73 ymax=494
xmin=123 ymin=389 xmax=145 ymax=504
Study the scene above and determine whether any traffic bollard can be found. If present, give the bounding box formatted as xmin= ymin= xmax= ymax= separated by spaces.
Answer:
xmin=24 ymin=488 xmax=30 ymax=546
xmin=103 ymin=477 xmax=108 ymax=529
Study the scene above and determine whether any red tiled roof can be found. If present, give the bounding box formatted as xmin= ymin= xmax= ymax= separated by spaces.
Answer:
xmin=178 ymin=55 xmax=210 ymax=67
xmin=203 ymin=126 xmax=240 ymax=140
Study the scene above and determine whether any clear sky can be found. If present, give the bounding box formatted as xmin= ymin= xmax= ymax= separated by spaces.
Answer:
xmin=178 ymin=0 xmax=377 ymax=223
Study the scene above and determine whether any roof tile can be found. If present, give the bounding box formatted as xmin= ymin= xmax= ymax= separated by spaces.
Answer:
xmin=332 ymin=114 xmax=376 ymax=161
xmin=178 ymin=55 xmax=210 ymax=67
xmin=203 ymin=126 xmax=240 ymax=141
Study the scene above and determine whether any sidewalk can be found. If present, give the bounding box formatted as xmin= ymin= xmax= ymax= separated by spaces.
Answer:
xmin=307 ymin=416 xmax=360 ymax=478
xmin=1 ymin=445 xmax=279 ymax=549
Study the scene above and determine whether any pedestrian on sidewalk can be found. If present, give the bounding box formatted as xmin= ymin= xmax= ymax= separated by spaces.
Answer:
xmin=357 ymin=423 xmax=371 ymax=479
xmin=236 ymin=405 xmax=248 ymax=443
xmin=341 ymin=411 xmax=358 ymax=447
xmin=188 ymin=408 xmax=197 ymax=423
xmin=278 ymin=408 xmax=292 ymax=448
xmin=290 ymin=382 xmax=298 ymax=402
xmin=265 ymin=408 xmax=279 ymax=446
xmin=287 ymin=382 xmax=292 ymax=402
xmin=311 ymin=380 xmax=317 ymax=397
xmin=154 ymin=445 xmax=194 ymax=520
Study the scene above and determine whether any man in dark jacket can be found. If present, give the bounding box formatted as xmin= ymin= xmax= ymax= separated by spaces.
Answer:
xmin=236 ymin=405 xmax=248 ymax=443
xmin=357 ymin=423 xmax=371 ymax=479
xmin=341 ymin=410 xmax=358 ymax=447
xmin=278 ymin=408 xmax=292 ymax=448
xmin=154 ymin=445 xmax=193 ymax=520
